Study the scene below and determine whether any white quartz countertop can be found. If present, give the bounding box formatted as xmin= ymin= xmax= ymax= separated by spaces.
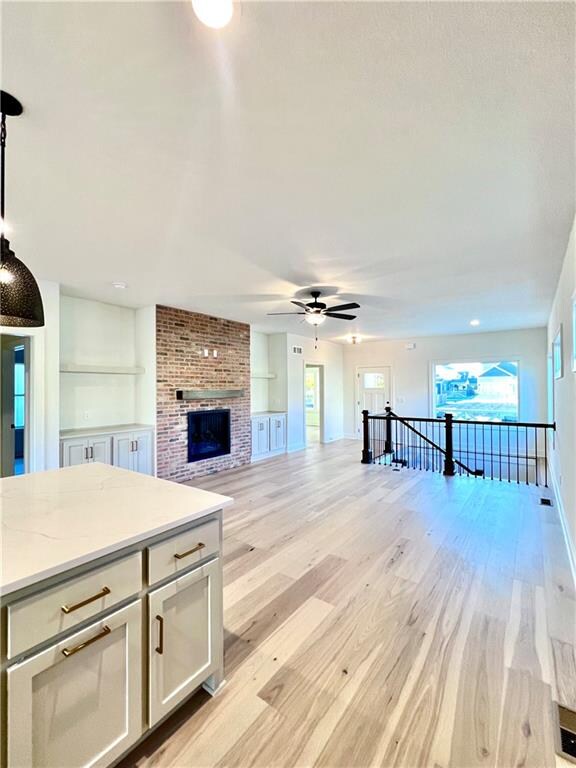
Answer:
xmin=250 ymin=411 xmax=287 ymax=417
xmin=60 ymin=423 xmax=154 ymax=438
xmin=0 ymin=463 xmax=233 ymax=596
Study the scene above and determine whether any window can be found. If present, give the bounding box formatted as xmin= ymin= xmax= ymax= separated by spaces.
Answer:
xmin=14 ymin=346 xmax=25 ymax=429
xmin=434 ymin=361 xmax=519 ymax=422
xmin=363 ymin=372 xmax=387 ymax=389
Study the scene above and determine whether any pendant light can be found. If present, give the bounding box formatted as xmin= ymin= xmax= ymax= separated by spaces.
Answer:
xmin=0 ymin=91 xmax=45 ymax=327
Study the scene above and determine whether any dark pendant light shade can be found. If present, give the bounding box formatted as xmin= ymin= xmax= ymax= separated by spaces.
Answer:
xmin=0 ymin=90 xmax=44 ymax=327
xmin=0 ymin=237 xmax=45 ymax=326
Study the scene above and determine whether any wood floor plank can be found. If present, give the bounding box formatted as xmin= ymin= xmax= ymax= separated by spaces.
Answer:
xmin=497 ymin=669 xmax=556 ymax=768
xmin=119 ymin=441 xmax=573 ymax=768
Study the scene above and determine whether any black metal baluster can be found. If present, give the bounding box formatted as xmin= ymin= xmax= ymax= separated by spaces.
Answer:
xmin=544 ymin=427 xmax=548 ymax=487
xmin=525 ymin=427 xmax=528 ymax=485
xmin=534 ymin=427 xmax=538 ymax=486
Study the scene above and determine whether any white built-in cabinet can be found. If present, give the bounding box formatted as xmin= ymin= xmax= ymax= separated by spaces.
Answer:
xmin=112 ymin=430 xmax=153 ymax=475
xmin=7 ymin=600 xmax=143 ymax=768
xmin=251 ymin=412 xmax=286 ymax=460
xmin=61 ymin=435 xmax=112 ymax=467
xmin=61 ymin=426 xmax=154 ymax=475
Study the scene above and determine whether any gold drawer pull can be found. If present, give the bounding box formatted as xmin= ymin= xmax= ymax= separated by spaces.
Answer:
xmin=62 ymin=625 xmax=111 ymax=657
xmin=61 ymin=586 xmax=111 ymax=614
xmin=174 ymin=542 xmax=205 ymax=560
xmin=155 ymin=615 xmax=164 ymax=654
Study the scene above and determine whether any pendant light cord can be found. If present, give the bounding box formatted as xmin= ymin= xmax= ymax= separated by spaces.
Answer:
xmin=1 ymin=111 xmax=6 ymax=245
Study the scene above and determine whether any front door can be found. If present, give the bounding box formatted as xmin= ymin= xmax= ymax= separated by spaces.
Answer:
xmin=356 ymin=366 xmax=391 ymax=436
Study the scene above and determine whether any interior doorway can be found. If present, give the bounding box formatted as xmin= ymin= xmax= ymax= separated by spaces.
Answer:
xmin=356 ymin=365 xmax=392 ymax=436
xmin=305 ymin=364 xmax=323 ymax=446
xmin=1 ymin=335 xmax=30 ymax=477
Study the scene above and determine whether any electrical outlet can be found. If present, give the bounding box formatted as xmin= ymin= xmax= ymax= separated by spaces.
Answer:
xmin=83 ymin=411 xmax=90 ymax=421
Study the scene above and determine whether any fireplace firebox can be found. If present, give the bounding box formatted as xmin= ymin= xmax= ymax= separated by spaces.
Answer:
xmin=187 ymin=409 xmax=231 ymax=463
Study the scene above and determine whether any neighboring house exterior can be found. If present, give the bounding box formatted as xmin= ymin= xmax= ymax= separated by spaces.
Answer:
xmin=478 ymin=362 xmax=518 ymax=401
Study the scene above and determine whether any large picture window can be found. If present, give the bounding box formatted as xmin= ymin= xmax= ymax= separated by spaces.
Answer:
xmin=434 ymin=361 xmax=519 ymax=422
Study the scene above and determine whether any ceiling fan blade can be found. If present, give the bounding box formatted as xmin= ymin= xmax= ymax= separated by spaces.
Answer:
xmin=326 ymin=302 xmax=360 ymax=312
xmin=267 ymin=312 xmax=306 ymax=316
xmin=324 ymin=312 xmax=357 ymax=320
xmin=291 ymin=300 xmax=310 ymax=310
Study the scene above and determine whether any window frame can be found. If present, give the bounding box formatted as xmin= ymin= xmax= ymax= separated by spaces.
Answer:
xmin=429 ymin=357 xmax=521 ymax=422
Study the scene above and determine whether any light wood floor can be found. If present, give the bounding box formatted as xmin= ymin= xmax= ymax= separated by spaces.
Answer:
xmin=122 ymin=440 xmax=576 ymax=768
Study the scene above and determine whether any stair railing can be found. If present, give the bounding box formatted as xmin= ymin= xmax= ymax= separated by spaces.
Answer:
xmin=361 ymin=406 xmax=555 ymax=486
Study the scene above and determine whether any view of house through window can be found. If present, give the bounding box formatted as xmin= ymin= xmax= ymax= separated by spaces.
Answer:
xmin=434 ymin=361 xmax=519 ymax=422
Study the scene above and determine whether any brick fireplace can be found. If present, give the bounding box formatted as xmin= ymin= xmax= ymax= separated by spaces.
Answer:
xmin=156 ymin=305 xmax=251 ymax=482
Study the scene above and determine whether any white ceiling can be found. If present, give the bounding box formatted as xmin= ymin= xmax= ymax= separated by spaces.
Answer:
xmin=2 ymin=1 xmax=575 ymax=342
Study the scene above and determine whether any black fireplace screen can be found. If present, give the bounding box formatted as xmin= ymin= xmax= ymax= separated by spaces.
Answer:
xmin=187 ymin=409 xmax=231 ymax=463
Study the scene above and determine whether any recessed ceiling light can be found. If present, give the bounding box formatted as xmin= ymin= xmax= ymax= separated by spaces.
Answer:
xmin=470 ymin=319 xmax=480 ymax=327
xmin=111 ymin=281 xmax=127 ymax=289
xmin=192 ymin=0 xmax=233 ymax=29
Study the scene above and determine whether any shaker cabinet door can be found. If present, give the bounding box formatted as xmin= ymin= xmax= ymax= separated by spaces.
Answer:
xmin=7 ymin=601 xmax=143 ymax=768
xmin=61 ymin=438 xmax=89 ymax=467
xmin=148 ymin=558 xmax=222 ymax=727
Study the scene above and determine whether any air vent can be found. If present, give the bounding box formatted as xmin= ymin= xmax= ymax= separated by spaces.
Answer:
xmin=292 ymin=346 xmax=303 ymax=355
xmin=555 ymin=704 xmax=576 ymax=761
xmin=540 ymin=497 xmax=553 ymax=506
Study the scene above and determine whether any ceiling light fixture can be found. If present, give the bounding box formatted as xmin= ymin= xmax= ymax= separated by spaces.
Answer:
xmin=192 ymin=0 xmax=234 ymax=29
xmin=0 ymin=91 xmax=44 ymax=327
xmin=111 ymin=281 xmax=128 ymax=289
xmin=470 ymin=319 xmax=480 ymax=327
xmin=304 ymin=313 xmax=326 ymax=327
xmin=347 ymin=335 xmax=362 ymax=344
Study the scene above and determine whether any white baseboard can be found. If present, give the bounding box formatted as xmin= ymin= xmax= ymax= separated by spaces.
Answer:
xmin=287 ymin=443 xmax=306 ymax=454
xmin=549 ymin=461 xmax=576 ymax=591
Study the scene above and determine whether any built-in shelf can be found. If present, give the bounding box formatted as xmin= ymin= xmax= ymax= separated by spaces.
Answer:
xmin=60 ymin=363 xmax=145 ymax=375
xmin=250 ymin=373 xmax=277 ymax=380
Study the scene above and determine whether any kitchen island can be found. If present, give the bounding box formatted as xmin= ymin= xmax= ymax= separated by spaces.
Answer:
xmin=0 ymin=462 xmax=232 ymax=768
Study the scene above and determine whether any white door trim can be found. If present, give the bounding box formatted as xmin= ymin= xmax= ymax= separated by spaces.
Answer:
xmin=355 ymin=365 xmax=393 ymax=437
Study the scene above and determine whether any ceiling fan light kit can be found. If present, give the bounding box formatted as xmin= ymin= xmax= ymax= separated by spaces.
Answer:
xmin=0 ymin=91 xmax=45 ymax=327
xmin=267 ymin=289 xmax=361 ymax=350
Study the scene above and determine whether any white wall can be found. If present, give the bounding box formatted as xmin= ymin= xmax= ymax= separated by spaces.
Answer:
xmin=263 ymin=333 xmax=343 ymax=451
xmin=0 ymin=280 xmax=60 ymax=471
xmin=547 ymin=214 xmax=576 ymax=565
xmin=250 ymin=330 xmax=270 ymax=412
xmin=343 ymin=328 xmax=548 ymax=438
xmin=60 ymin=296 xmax=155 ymax=430
xmin=135 ymin=305 xmax=157 ymax=425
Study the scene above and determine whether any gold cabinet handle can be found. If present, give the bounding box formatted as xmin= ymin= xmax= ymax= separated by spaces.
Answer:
xmin=61 ymin=585 xmax=111 ymax=614
xmin=155 ymin=615 xmax=164 ymax=654
xmin=174 ymin=542 xmax=205 ymax=560
xmin=62 ymin=625 xmax=111 ymax=657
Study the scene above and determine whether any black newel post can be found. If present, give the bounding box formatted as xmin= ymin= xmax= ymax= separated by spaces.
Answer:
xmin=361 ymin=410 xmax=373 ymax=464
xmin=443 ymin=413 xmax=455 ymax=476
xmin=384 ymin=405 xmax=393 ymax=454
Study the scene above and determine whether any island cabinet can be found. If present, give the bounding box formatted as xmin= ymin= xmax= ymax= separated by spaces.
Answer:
xmin=1 ymin=463 xmax=231 ymax=768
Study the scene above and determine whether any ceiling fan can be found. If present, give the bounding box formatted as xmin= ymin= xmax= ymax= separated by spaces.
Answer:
xmin=268 ymin=290 xmax=360 ymax=327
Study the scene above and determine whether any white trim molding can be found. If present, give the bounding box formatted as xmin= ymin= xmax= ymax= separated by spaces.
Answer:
xmin=549 ymin=460 xmax=576 ymax=591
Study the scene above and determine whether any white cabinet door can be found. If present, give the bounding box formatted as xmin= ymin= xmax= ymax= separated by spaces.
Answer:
xmin=89 ymin=435 xmax=112 ymax=464
xmin=112 ymin=433 xmax=133 ymax=471
xmin=61 ymin=438 xmax=89 ymax=467
xmin=270 ymin=415 xmax=286 ymax=452
xmin=252 ymin=417 xmax=270 ymax=456
xmin=148 ymin=559 xmax=222 ymax=727
xmin=132 ymin=431 xmax=153 ymax=475
xmin=8 ymin=600 xmax=143 ymax=768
